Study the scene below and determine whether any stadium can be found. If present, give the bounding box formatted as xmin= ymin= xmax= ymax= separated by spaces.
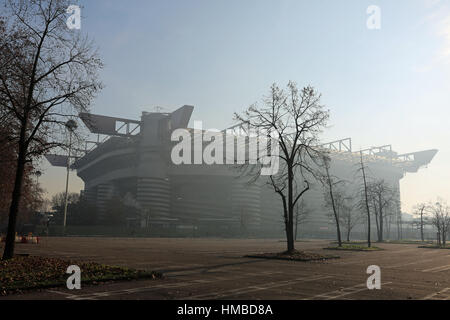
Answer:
xmin=58 ymin=106 xmax=437 ymax=238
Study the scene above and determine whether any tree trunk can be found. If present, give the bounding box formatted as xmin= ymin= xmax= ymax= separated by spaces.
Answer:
xmin=284 ymin=205 xmax=295 ymax=253
xmin=397 ymin=212 xmax=402 ymax=240
xmin=442 ymin=230 xmax=446 ymax=247
xmin=374 ymin=206 xmax=380 ymax=241
xmin=335 ymin=221 xmax=342 ymax=247
xmin=379 ymin=199 xmax=384 ymax=242
xmin=437 ymin=230 xmax=441 ymax=247
xmin=286 ymin=168 xmax=295 ymax=253
xmin=330 ymin=198 xmax=342 ymax=247
xmin=420 ymin=211 xmax=424 ymax=242
xmin=286 ymin=220 xmax=295 ymax=253
xmin=326 ymin=165 xmax=342 ymax=247
xmin=385 ymin=214 xmax=391 ymax=240
xmin=2 ymin=143 xmax=27 ymax=260
xmin=367 ymin=213 xmax=371 ymax=247
xmin=360 ymin=153 xmax=371 ymax=248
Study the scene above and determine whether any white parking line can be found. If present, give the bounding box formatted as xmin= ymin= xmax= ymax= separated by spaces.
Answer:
xmin=50 ymin=270 xmax=291 ymax=300
xmin=421 ymin=250 xmax=444 ymax=255
xmin=46 ymin=290 xmax=73 ymax=297
xmin=183 ymin=275 xmax=332 ymax=300
xmin=308 ymin=282 xmax=392 ymax=300
xmin=65 ymin=279 xmax=208 ymax=300
xmin=421 ymin=264 xmax=450 ymax=273
xmin=386 ymin=258 xmax=437 ymax=269
xmin=422 ymin=288 xmax=450 ymax=300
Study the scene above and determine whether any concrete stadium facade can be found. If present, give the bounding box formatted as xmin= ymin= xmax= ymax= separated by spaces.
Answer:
xmin=72 ymin=106 xmax=437 ymax=238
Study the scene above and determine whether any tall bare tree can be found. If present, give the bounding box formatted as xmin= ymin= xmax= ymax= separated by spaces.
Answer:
xmin=322 ymin=155 xmax=342 ymax=247
xmin=412 ymin=203 xmax=428 ymax=242
xmin=0 ymin=0 xmax=102 ymax=260
xmin=357 ymin=152 xmax=372 ymax=247
xmin=383 ymin=206 xmax=396 ymax=240
xmin=51 ymin=191 xmax=80 ymax=211
xmin=339 ymin=194 xmax=360 ymax=242
xmin=429 ymin=200 xmax=450 ymax=247
xmin=367 ymin=179 xmax=397 ymax=242
xmin=294 ymin=198 xmax=310 ymax=241
xmin=395 ymin=203 xmax=403 ymax=240
xmin=323 ymin=180 xmax=359 ymax=243
xmin=235 ymin=82 xmax=329 ymax=253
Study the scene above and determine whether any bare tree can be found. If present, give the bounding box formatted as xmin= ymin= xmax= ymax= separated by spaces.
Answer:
xmin=395 ymin=204 xmax=403 ymax=241
xmin=428 ymin=200 xmax=450 ymax=247
xmin=294 ymin=199 xmax=310 ymax=241
xmin=357 ymin=152 xmax=372 ymax=247
xmin=383 ymin=206 xmax=396 ymax=240
xmin=324 ymin=183 xmax=359 ymax=243
xmin=322 ymin=155 xmax=342 ymax=247
xmin=235 ymin=82 xmax=329 ymax=253
xmin=412 ymin=203 xmax=428 ymax=242
xmin=340 ymin=194 xmax=360 ymax=242
xmin=1 ymin=0 xmax=102 ymax=260
xmin=51 ymin=191 xmax=80 ymax=211
xmin=367 ymin=179 xmax=397 ymax=242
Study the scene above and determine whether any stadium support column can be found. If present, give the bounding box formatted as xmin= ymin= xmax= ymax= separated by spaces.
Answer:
xmin=137 ymin=111 xmax=171 ymax=222
xmin=97 ymin=183 xmax=115 ymax=221
xmin=136 ymin=177 xmax=170 ymax=220
xmin=81 ymin=187 xmax=96 ymax=203
xmin=231 ymin=181 xmax=261 ymax=230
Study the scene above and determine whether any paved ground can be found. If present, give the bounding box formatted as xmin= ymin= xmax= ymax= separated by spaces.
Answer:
xmin=1 ymin=237 xmax=449 ymax=300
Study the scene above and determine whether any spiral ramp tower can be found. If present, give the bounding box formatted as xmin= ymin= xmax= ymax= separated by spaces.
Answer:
xmin=231 ymin=181 xmax=261 ymax=229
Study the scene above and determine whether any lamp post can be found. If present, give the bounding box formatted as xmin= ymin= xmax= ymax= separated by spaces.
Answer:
xmin=63 ymin=119 xmax=77 ymax=232
xmin=33 ymin=170 xmax=42 ymax=203
xmin=33 ymin=170 xmax=42 ymax=187
xmin=34 ymin=170 xmax=42 ymax=182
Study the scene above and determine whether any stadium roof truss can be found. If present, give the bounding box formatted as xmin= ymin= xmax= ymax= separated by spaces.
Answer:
xmin=46 ymin=112 xmax=437 ymax=174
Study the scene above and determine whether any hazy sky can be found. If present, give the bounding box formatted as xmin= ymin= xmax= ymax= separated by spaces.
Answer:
xmin=39 ymin=0 xmax=450 ymax=213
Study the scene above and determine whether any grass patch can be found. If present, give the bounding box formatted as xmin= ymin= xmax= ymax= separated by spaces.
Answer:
xmin=330 ymin=241 xmax=367 ymax=245
xmin=277 ymin=240 xmax=311 ymax=242
xmin=324 ymin=244 xmax=383 ymax=251
xmin=0 ymin=255 xmax=162 ymax=295
xmin=418 ymin=245 xmax=450 ymax=250
xmin=332 ymin=240 xmax=435 ymax=245
xmin=384 ymin=240 xmax=434 ymax=245
xmin=245 ymin=250 xmax=339 ymax=262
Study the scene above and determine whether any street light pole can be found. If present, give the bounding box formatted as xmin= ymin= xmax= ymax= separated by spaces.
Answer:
xmin=34 ymin=170 xmax=42 ymax=184
xmin=63 ymin=120 xmax=77 ymax=232
xmin=63 ymin=131 xmax=71 ymax=229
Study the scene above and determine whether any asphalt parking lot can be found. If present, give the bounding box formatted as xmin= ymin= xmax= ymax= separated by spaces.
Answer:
xmin=1 ymin=237 xmax=449 ymax=300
